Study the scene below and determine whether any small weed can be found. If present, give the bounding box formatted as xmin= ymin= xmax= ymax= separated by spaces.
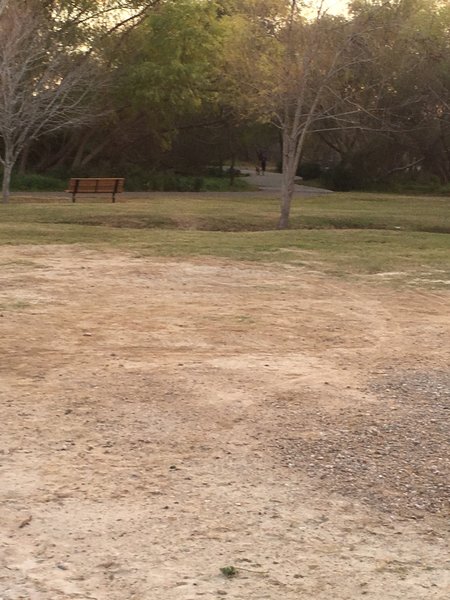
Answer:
xmin=220 ymin=566 xmax=237 ymax=578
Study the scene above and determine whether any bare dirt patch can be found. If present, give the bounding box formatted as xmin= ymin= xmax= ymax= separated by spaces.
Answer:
xmin=0 ymin=245 xmax=449 ymax=600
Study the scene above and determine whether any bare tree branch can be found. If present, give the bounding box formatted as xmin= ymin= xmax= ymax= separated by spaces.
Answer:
xmin=0 ymin=1 xmax=115 ymax=202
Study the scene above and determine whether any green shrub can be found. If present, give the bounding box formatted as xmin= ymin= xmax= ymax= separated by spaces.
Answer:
xmin=321 ymin=165 xmax=366 ymax=191
xmin=118 ymin=166 xmax=151 ymax=191
xmin=202 ymin=177 xmax=250 ymax=192
xmin=126 ymin=169 xmax=250 ymax=192
xmin=11 ymin=173 xmax=66 ymax=191
xmin=6 ymin=166 xmax=251 ymax=194
xmin=147 ymin=173 xmax=203 ymax=192
xmin=205 ymin=166 xmax=225 ymax=178
xmin=297 ymin=162 xmax=322 ymax=180
xmin=386 ymin=175 xmax=443 ymax=195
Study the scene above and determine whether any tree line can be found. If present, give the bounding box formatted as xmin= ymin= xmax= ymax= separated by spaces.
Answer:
xmin=0 ymin=0 xmax=449 ymax=226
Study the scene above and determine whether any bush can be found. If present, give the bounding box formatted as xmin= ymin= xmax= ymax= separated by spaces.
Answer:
xmin=202 ymin=176 xmax=250 ymax=191
xmin=297 ymin=162 xmax=322 ymax=180
xmin=116 ymin=168 xmax=202 ymax=192
xmin=114 ymin=166 xmax=148 ymax=191
xmin=11 ymin=173 xmax=66 ymax=191
xmin=205 ymin=166 xmax=225 ymax=178
xmin=321 ymin=165 xmax=366 ymax=191
xmin=146 ymin=172 xmax=204 ymax=192
xmin=126 ymin=169 xmax=250 ymax=192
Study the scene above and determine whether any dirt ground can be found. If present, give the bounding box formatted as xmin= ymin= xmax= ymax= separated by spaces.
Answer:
xmin=0 ymin=245 xmax=449 ymax=600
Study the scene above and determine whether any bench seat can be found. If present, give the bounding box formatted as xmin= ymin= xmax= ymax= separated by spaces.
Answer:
xmin=66 ymin=178 xmax=124 ymax=202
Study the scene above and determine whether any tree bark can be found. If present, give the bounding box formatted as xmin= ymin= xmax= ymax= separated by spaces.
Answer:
xmin=278 ymin=132 xmax=297 ymax=229
xmin=71 ymin=129 xmax=93 ymax=170
xmin=18 ymin=143 xmax=30 ymax=175
xmin=1 ymin=159 xmax=13 ymax=204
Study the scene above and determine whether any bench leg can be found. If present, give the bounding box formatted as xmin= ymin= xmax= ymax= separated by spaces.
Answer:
xmin=72 ymin=193 xmax=76 ymax=203
xmin=112 ymin=193 xmax=116 ymax=203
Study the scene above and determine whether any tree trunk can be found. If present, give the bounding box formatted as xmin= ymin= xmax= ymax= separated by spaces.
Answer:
xmin=229 ymin=154 xmax=236 ymax=186
xmin=1 ymin=159 xmax=13 ymax=204
xmin=18 ymin=143 xmax=30 ymax=176
xmin=71 ymin=129 xmax=92 ymax=170
xmin=278 ymin=132 xmax=298 ymax=229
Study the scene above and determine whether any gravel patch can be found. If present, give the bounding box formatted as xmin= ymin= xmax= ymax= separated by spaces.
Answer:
xmin=281 ymin=371 xmax=450 ymax=519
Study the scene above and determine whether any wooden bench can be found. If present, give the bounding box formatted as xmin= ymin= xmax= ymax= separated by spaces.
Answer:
xmin=66 ymin=178 xmax=125 ymax=203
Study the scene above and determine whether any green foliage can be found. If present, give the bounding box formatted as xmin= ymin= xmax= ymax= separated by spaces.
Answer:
xmin=3 ymin=0 xmax=450 ymax=202
xmin=297 ymin=163 xmax=322 ymax=180
xmin=321 ymin=165 xmax=366 ymax=192
xmin=145 ymin=172 xmax=204 ymax=192
xmin=220 ymin=566 xmax=237 ymax=578
xmin=205 ymin=166 xmax=227 ymax=178
xmin=10 ymin=173 xmax=66 ymax=192
xmin=202 ymin=176 xmax=250 ymax=192
xmin=122 ymin=168 xmax=197 ymax=192
xmin=123 ymin=168 xmax=251 ymax=192
xmin=117 ymin=0 xmax=223 ymax=125
xmin=5 ymin=167 xmax=252 ymax=194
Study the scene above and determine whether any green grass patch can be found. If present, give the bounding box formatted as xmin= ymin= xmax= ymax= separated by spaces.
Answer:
xmin=0 ymin=192 xmax=449 ymax=283
xmin=3 ymin=191 xmax=449 ymax=233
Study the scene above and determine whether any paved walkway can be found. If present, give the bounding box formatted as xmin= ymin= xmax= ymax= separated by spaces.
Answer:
xmin=240 ymin=167 xmax=333 ymax=195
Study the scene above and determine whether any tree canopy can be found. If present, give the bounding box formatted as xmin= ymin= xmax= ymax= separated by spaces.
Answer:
xmin=1 ymin=0 xmax=449 ymax=223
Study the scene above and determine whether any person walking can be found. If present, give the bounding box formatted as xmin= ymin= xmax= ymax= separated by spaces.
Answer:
xmin=257 ymin=150 xmax=267 ymax=175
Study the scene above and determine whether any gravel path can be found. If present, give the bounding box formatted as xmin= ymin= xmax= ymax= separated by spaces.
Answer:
xmin=281 ymin=369 xmax=450 ymax=518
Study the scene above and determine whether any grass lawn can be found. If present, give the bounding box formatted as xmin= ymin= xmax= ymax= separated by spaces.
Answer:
xmin=0 ymin=191 xmax=449 ymax=284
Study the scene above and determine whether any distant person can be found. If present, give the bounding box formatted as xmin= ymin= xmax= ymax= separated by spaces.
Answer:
xmin=257 ymin=150 xmax=268 ymax=175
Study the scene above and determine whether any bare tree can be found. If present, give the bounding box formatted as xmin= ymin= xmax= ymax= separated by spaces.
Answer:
xmin=0 ymin=0 xmax=159 ymax=203
xmin=0 ymin=4 xmax=92 ymax=202
xmin=222 ymin=0 xmax=405 ymax=228
xmin=275 ymin=3 xmax=370 ymax=228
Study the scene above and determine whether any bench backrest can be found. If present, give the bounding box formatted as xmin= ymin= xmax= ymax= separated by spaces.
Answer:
xmin=67 ymin=178 xmax=125 ymax=193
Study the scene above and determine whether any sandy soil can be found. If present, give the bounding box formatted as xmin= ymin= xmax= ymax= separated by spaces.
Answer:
xmin=0 ymin=245 xmax=449 ymax=600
